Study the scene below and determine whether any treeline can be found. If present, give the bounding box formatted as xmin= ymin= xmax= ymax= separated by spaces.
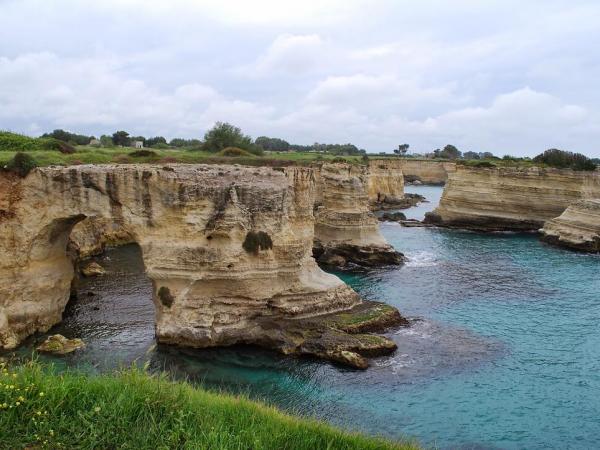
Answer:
xmin=38 ymin=124 xmax=367 ymax=156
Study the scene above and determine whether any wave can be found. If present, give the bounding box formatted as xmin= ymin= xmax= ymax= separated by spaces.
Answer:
xmin=405 ymin=250 xmax=438 ymax=267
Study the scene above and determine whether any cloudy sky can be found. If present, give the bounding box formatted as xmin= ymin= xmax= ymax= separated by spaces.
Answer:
xmin=1 ymin=0 xmax=599 ymax=156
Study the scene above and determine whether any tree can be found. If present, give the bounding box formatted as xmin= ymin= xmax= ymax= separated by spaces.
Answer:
xmin=112 ymin=131 xmax=131 ymax=147
xmin=255 ymin=136 xmax=290 ymax=152
xmin=41 ymin=129 xmax=92 ymax=145
xmin=202 ymin=122 xmax=262 ymax=155
xmin=394 ymin=144 xmax=410 ymax=157
xmin=463 ymin=151 xmax=480 ymax=160
xmin=146 ymin=136 xmax=167 ymax=147
xmin=441 ymin=144 xmax=461 ymax=160
xmin=100 ymin=135 xmax=114 ymax=147
xmin=533 ymin=148 xmax=596 ymax=171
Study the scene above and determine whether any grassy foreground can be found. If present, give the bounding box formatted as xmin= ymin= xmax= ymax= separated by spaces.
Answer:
xmin=0 ymin=362 xmax=417 ymax=449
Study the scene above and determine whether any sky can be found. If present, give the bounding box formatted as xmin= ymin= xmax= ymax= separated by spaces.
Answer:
xmin=1 ymin=0 xmax=599 ymax=156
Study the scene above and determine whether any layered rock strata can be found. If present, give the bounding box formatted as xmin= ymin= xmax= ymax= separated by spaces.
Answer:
xmin=398 ymin=159 xmax=455 ymax=185
xmin=0 ymin=164 xmax=404 ymax=367
xmin=540 ymin=200 xmax=600 ymax=252
xmin=425 ymin=166 xmax=588 ymax=231
xmin=313 ymin=163 xmax=403 ymax=268
xmin=366 ymin=159 xmax=405 ymax=209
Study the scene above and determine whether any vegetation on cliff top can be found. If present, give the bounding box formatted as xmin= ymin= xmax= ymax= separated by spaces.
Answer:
xmin=0 ymin=361 xmax=416 ymax=449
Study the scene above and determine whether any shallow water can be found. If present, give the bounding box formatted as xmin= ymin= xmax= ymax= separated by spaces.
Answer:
xmin=12 ymin=185 xmax=600 ymax=449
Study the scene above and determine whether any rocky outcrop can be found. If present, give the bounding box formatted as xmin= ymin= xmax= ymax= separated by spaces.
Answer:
xmin=69 ymin=217 xmax=134 ymax=259
xmin=425 ymin=166 xmax=589 ymax=231
xmin=398 ymin=159 xmax=455 ymax=185
xmin=540 ymin=199 xmax=600 ymax=252
xmin=0 ymin=164 xmax=405 ymax=367
xmin=366 ymin=159 xmax=405 ymax=208
xmin=313 ymin=163 xmax=403 ymax=268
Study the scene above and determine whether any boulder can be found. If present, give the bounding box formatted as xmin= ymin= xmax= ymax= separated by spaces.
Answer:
xmin=37 ymin=334 xmax=85 ymax=355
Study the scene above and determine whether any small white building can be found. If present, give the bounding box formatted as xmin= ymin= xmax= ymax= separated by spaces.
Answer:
xmin=134 ymin=140 xmax=144 ymax=149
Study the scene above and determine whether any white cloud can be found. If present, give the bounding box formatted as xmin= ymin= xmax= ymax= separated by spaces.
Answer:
xmin=237 ymin=34 xmax=330 ymax=77
xmin=1 ymin=0 xmax=600 ymax=155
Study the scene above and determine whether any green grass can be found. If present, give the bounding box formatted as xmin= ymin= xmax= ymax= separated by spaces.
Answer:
xmin=0 ymin=361 xmax=417 ymax=449
xmin=0 ymin=146 xmax=366 ymax=169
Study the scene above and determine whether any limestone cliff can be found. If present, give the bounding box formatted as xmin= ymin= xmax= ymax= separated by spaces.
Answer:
xmin=425 ymin=166 xmax=587 ymax=231
xmin=540 ymin=171 xmax=600 ymax=251
xmin=313 ymin=163 xmax=403 ymax=267
xmin=398 ymin=159 xmax=455 ymax=185
xmin=366 ymin=159 xmax=404 ymax=208
xmin=540 ymin=200 xmax=600 ymax=252
xmin=0 ymin=164 xmax=405 ymax=367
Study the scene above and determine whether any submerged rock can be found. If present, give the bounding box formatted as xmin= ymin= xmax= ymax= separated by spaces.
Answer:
xmin=379 ymin=211 xmax=407 ymax=222
xmin=314 ymin=240 xmax=404 ymax=269
xmin=37 ymin=334 xmax=85 ymax=355
xmin=254 ymin=300 xmax=408 ymax=369
xmin=81 ymin=262 xmax=105 ymax=277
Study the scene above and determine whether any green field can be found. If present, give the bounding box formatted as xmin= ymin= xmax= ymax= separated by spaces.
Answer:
xmin=0 ymin=146 xmax=366 ymax=168
xmin=0 ymin=361 xmax=417 ymax=449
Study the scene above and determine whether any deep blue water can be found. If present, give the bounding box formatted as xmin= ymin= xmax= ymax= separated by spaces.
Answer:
xmin=12 ymin=185 xmax=600 ymax=449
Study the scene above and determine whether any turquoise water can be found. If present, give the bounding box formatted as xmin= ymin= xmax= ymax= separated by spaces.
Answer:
xmin=11 ymin=185 xmax=600 ymax=449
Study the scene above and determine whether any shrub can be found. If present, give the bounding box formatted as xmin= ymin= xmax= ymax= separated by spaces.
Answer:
xmin=112 ymin=155 xmax=132 ymax=164
xmin=158 ymin=286 xmax=174 ymax=308
xmin=331 ymin=157 xmax=347 ymax=163
xmin=472 ymin=161 xmax=496 ymax=168
xmin=533 ymin=148 xmax=596 ymax=171
xmin=242 ymin=231 xmax=273 ymax=254
xmin=202 ymin=122 xmax=263 ymax=156
xmin=130 ymin=149 xmax=157 ymax=158
xmin=217 ymin=147 xmax=255 ymax=157
xmin=6 ymin=152 xmax=37 ymax=177
xmin=151 ymin=142 xmax=170 ymax=149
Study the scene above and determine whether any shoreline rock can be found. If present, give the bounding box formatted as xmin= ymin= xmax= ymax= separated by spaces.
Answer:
xmin=37 ymin=334 xmax=85 ymax=355
xmin=81 ymin=261 xmax=105 ymax=277
xmin=540 ymin=199 xmax=600 ymax=252
xmin=314 ymin=163 xmax=403 ymax=269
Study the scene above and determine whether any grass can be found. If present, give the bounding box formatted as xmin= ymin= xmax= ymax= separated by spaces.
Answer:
xmin=0 ymin=146 xmax=366 ymax=169
xmin=0 ymin=361 xmax=417 ymax=450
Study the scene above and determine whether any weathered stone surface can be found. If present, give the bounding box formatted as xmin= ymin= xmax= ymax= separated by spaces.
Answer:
xmin=397 ymin=159 xmax=455 ymax=185
xmin=366 ymin=159 xmax=404 ymax=208
xmin=0 ymin=164 xmax=410 ymax=367
xmin=69 ymin=217 xmax=134 ymax=259
xmin=379 ymin=211 xmax=407 ymax=222
xmin=541 ymin=199 xmax=600 ymax=252
xmin=0 ymin=164 xmax=365 ymax=357
xmin=425 ymin=166 xmax=592 ymax=231
xmin=313 ymin=163 xmax=403 ymax=268
xmin=37 ymin=334 xmax=85 ymax=354
xmin=80 ymin=261 xmax=106 ymax=277
xmin=253 ymin=300 xmax=407 ymax=369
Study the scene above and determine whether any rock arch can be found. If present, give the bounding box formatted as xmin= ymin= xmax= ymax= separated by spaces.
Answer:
xmin=0 ymin=164 xmax=361 ymax=351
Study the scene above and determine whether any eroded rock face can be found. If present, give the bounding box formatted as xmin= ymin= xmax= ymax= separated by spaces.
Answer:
xmin=0 ymin=164 xmax=367 ymax=355
xmin=314 ymin=163 xmax=403 ymax=268
xmin=540 ymin=199 xmax=600 ymax=252
xmin=69 ymin=217 xmax=134 ymax=259
xmin=366 ymin=159 xmax=405 ymax=208
xmin=399 ymin=159 xmax=455 ymax=185
xmin=425 ymin=166 xmax=590 ymax=231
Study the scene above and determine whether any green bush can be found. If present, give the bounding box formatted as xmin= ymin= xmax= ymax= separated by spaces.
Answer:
xmin=6 ymin=152 xmax=37 ymax=177
xmin=217 ymin=147 xmax=255 ymax=157
xmin=151 ymin=142 xmax=170 ymax=149
xmin=157 ymin=286 xmax=174 ymax=308
xmin=130 ymin=149 xmax=158 ymax=158
xmin=533 ymin=148 xmax=596 ymax=171
xmin=242 ymin=231 xmax=273 ymax=254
